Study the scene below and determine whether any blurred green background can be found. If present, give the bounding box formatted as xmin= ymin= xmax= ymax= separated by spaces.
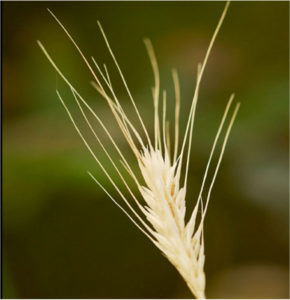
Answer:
xmin=3 ymin=1 xmax=289 ymax=299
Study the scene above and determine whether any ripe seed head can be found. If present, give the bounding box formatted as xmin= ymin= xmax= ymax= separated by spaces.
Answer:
xmin=138 ymin=146 xmax=206 ymax=297
xmin=38 ymin=2 xmax=239 ymax=298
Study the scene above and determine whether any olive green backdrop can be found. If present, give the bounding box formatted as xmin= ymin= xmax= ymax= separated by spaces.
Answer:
xmin=3 ymin=1 xmax=289 ymax=298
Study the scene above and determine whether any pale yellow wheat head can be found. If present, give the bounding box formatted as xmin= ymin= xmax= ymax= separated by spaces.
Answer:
xmin=38 ymin=2 xmax=239 ymax=298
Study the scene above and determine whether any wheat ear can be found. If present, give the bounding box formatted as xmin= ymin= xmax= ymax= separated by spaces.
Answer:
xmin=38 ymin=2 xmax=239 ymax=298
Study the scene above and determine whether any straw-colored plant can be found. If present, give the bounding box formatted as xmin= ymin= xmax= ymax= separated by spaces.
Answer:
xmin=38 ymin=2 xmax=239 ymax=298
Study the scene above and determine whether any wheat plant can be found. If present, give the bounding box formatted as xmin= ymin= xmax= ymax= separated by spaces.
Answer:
xmin=38 ymin=2 xmax=239 ymax=298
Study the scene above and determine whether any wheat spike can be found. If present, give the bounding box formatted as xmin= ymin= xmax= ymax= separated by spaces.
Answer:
xmin=38 ymin=2 xmax=239 ymax=298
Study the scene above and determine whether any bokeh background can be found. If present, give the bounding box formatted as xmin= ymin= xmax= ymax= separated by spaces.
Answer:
xmin=2 ymin=1 xmax=289 ymax=299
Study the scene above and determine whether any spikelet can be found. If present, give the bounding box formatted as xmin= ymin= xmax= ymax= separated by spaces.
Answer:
xmin=38 ymin=2 xmax=239 ymax=298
